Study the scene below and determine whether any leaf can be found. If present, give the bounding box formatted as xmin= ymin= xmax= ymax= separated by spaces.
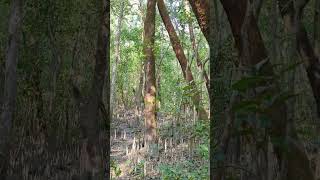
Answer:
xmin=232 ymin=100 xmax=260 ymax=113
xmin=232 ymin=76 xmax=272 ymax=92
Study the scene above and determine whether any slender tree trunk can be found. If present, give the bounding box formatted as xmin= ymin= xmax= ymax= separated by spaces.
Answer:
xmin=135 ymin=62 xmax=144 ymax=114
xmin=219 ymin=0 xmax=315 ymax=179
xmin=157 ymin=0 xmax=208 ymax=120
xmin=110 ymin=1 xmax=125 ymax=117
xmin=143 ymin=0 xmax=157 ymax=147
xmin=79 ymin=0 xmax=109 ymax=179
xmin=105 ymin=1 xmax=111 ymax=176
xmin=0 ymin=0 xmax=22 ymax=178
xmin=184 ymin=0 xmax=209 ymax=92
xmin=135 ymin=0 xmax=146 ymax=115
xmin=47 ymin=2 xmax=62 ymax=116
xmin=187 ymin=0 xmax=209 ymax=41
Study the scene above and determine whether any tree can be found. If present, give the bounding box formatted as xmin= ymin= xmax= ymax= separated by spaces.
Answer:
xmin=0 ymin=0 xmax=22 ymax=178
xmin=316 ymin=0 xmax=320 ymax=57
xmin=78 ymin=0 xmax=109 ymax=179
xmin=110 ymin=1 xmax=125 ymax=117
xmin=187 ymin=0 xmax=209 ymax=41
xmin=278 ymin=0 xmax=320 ymax=118
xmin=143 ymin=0 xmax=157 ymax=148
xmin=157 ymin=0 xmax=208 ymax=120
xmin=217 ymin=0 xmax=315 ymax=179
xmin=184 ymin=0 xmax=209 ymax=92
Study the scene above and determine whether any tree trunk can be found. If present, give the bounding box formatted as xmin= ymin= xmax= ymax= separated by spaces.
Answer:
xmin=143 ymin=0 xmax=157 ymax=147
xmin=110 ymin=1 xmax=125 ymax=117
xmin=135 ymin=0 xmax=146 ymax=115
xmin=208 ymin=0 xmax=216 ymax=179
xmin=79 ymin=0 xmax=109 ymax=179
xmin=187 ymin=0 xmax=209 ymax=41
xmin=135 ymin=62 xmax=144 ymax=114
xmin=219 ymin=0 xmax=315 ymax=179
xmin=0 ymin=0 xmax=22 ymax=178
xmin=157 ymin=0 xmax=208 ymax=121
xmin=278 ymin=0 xmax=320 ymax=118
xmin=184 ymin=0 xmax=209 ymax=92
xmin=315 ymin=0 xmax=320 ymax=57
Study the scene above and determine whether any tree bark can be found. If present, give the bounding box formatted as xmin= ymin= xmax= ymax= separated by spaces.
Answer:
xmin=187 ymin=0 xmax=209 ymax=41
xmin=79 ymin=0 xmax=109 ymax=179
xmin=143 ymin=0 xmax=157 ymax=145
xmin=157 ymin=0 xmax=208 ymax=121
xmin=315 ymin=0 xmax=320 ymax=57
xmin=219 ymin=0 xmax=315 ymax=179
xmin=278 ymin=0 xmax=320 ymax=118
xmin=0 ymin=0 xmax=22 ymax=178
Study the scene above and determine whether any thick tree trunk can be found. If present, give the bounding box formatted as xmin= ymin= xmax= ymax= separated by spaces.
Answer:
xmin=79 ymin=0 xmax=109 ymax=179
xmin=219 ymin=0 xmax=315 ymax=179
xmin=143 ymin=0 xmax=157 ymax=146
xmin=278 ymin=0 xmax=320 ymax=118
xmin=157 ymin=0 xmax=208 ymax=121
xmin=110 ymin=1 xmax=125 ymax=116
xmin=0 ymin=0 xmax=22 ymax=178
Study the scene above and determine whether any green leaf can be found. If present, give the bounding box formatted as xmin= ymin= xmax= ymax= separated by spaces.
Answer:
xmin=232 ymin=76 xmax=272 ymax=92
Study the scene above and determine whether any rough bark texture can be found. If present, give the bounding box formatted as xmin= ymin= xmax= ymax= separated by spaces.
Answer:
xmin=157 ymin=0 xmax=208 ymax=121
xmin=79 ymin=0 xmax=109 ymax=179
xmin=220 ymin=0 xmax=315 ymax=179
xmin=105 ymin=0 xmax=111 ymax=177
xmin=143 ymin=0 xmax=157 ymax=145
xmin=278 ymin=0 xmax=320 ymax=118
xmin=208 ymin=0 xmax=215 ymax=179
xmin=316 ymin=0 xmax=320 ymax=57
xmin=187 ymin=0 xmax=209 ymax=41
xmin=0 ymin=0 xmax=22 ymax=178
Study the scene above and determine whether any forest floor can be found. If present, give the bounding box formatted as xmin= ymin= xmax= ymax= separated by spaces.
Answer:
xmin=111 ymin=107 xmax=207 ymax=180
xmin=4 ymin=107 xmax=206 ymax=180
